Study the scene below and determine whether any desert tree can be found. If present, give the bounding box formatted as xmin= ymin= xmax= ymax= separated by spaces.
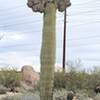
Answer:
xmin=27 ymin=0 xmax=71 ymax=100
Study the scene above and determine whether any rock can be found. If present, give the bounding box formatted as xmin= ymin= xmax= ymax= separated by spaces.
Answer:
xmin=88 ymin=98 xmax=93 ymax=100
xmin=94 ymin=93 xmax=100 ymax=100
xmin=0 ymin=85 xmax=8 ymax=94
xmin=20 ymin=82 xmax=34 ymax=92
xmin=21 ymin=65 xmax=39 ymax=86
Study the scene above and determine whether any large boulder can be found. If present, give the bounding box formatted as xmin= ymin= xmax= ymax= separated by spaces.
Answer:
xmin=0 ymin=85 xmax=8 ymax=94
xmin=21 ymin=65 xmax=39 ymax=86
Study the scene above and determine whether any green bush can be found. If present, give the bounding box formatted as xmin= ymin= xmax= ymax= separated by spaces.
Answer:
xmin=53 ymin=89 xmax=68 ymax=100
xmin=54 ymin=72 xmax=66 ymax=89
xmin=54 ymin=69 xmax=100 ymax=97
xmin=0 ymin=67 xmax=21 ymax=89
xmin=65 ymin=71 xmax=90 ymax=91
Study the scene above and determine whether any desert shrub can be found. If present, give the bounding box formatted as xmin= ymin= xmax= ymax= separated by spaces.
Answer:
xmin=3 ymin=93 xmax=40 ymax=100
xmin=53 ymin=89 xmax=68 ymax=100
xmin=0 ymin=85 xmax=7 ymax=94
xmin=54 ymin=69 xmax=100 ymax=96
xmin=54 ymin=72 xmax=66 ymax=89
xmin=0 ymin=67 xmax=21 ymax=89
xmin=76 ymin=90 xmax=90 ymax=100
xmin=54 ymin=71 xmax=89 ymax=90
xmin=65 ymin=70 xmax=91 ymax=91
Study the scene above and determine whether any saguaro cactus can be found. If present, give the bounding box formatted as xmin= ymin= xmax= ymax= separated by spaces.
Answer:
xmin=27 ymin=0 xmax=71 ymax=100
xmin=40 ymin=3 xmax=56 ymax=100
xmin=27 ymin=0 xmax=71 ymax=12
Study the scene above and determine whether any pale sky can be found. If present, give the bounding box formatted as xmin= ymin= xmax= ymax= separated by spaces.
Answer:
xmin=0 ymin=0 xmax=100 ymax=71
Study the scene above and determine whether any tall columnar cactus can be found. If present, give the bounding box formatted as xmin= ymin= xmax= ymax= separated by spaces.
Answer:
xmin=40 ymin=3 xmax=56 ymax=100
xmin=27 ymin=0 xmax=71 ymax=13
xmin=27 ymin=0 xmax=71 ymax=100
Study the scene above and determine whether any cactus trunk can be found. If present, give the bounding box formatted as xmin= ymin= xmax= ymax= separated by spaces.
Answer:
xmin=40 ymin=3 xmax=56 ymax=100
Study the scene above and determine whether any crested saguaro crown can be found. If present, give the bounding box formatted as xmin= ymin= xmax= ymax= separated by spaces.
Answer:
xmin=27 ymin=0 xmax=71 ymax=13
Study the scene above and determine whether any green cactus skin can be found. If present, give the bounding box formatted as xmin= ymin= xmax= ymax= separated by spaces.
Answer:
xmin=40 ymin=3 xmax=56 ymax=100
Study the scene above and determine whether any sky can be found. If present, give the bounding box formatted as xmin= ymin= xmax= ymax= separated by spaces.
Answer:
xmin=0 ymin=0 xmax=100 ymax=72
